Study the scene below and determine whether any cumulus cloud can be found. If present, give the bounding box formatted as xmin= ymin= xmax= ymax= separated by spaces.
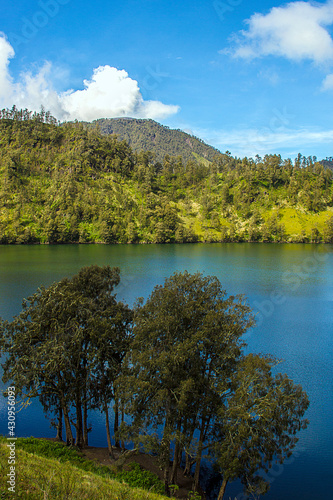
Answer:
xmin=225 ymin=1 xmax=333 ymax=64
xmin=321 ymin=72 xmax=333 ymax=90
xmin=0 ymin=34 xmax=179 ymax=121
xmin=0 ymin=33 xmax=15 ymax=98
xmin=195 ymin=125 xmax=333 ymax=158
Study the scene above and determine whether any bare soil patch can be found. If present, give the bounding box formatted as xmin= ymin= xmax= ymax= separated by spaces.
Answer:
xmin=42 ymin=438 xmax=207 ymax=498
xmin=82 ymin=445 xmax=206 ymax=499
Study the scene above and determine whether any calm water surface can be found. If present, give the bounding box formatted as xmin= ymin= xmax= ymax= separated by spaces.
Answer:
xmin=0 ymin=243 xmax=332 ymax=500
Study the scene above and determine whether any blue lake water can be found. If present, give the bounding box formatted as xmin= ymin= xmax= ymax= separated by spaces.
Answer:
xmin=0 ymin=243 xmax=332 ymax=499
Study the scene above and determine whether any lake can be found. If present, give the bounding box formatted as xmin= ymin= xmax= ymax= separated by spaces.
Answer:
xmin=0 ymin=243 xmax=332 ymax=500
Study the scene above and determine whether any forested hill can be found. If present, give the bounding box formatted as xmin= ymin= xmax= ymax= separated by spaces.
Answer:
xmin=90 ymin=117 xmax=223 ymax=164
xmin=0 ymin=107 xmax=333 ymax=245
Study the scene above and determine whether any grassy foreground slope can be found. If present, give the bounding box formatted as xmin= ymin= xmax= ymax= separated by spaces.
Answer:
xmin=0 ymin=437 xmax=168 ymax=500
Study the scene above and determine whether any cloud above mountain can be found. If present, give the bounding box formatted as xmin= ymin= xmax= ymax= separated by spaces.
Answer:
xmin=224 ymin=1 xmax=333 ymax=64
xmin=197 ymin=125 xmax=333 ymax=158
xmin=0 ymin=33 xmax=179 ymax=121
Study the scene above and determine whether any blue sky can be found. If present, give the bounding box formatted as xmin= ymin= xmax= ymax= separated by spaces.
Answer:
xmin=1 ymin=0 xmax=333 ymax=159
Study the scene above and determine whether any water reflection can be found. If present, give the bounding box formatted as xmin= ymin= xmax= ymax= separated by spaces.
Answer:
xmin=0 ymin=243 xmax=332 ymax=500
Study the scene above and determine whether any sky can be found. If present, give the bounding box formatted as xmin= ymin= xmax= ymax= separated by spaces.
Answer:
xmin=1 ymin=0 xmax=333 ymax=160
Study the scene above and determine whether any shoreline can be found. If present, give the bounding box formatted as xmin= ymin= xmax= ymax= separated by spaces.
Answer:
xmin=0 ymin=240 xmax=331 ymax=246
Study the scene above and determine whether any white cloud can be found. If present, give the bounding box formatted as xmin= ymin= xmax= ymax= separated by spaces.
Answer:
xmin=0 ymin=34 xmax=179 ymax=121
xmin=258 ymin=68 xmax=280 ymax=85
xmin=321 ymin=72 xmax=333 ymax=90
xmin=196 ymin=126 xmax=333 ymax=158
xmin=225 ymin=1 xmax=333 ymax=64
xmin=60 ymin=65 xmax=179 ymax=121
xmin=0 ymin=32 xmax=16 ymax=99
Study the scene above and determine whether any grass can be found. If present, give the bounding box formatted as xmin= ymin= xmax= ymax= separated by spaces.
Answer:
xmin=13 ymin=438 xmax=113 ymax=477
xmin=191 ymin=153 xmax=211 ymax=168
xmin=264 ymin=206 xmax=333 ymax=238
xmin=116 ymin=463 xmax=164 ymax=493
xmin=281 ymin=206 xmax=332 ymax=235
xmin=0 ymin=437 xmax=167 ymax=500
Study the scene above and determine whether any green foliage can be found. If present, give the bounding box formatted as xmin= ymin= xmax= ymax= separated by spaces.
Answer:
xmin=324 ymin=215 xmax=333 ymax=242
xmin=92 ymin=117 xmax=222 ymax=164
xmin=211 ymin=354 xmax=309 ymax=498
xmin=0 ymin=266 xmax=310 ymax=499
xmin=1 ymin=265 xmax=133 ymax=448
xmin=0 ymin=109 xmax=332 ymax=245
xmin=120 ymin=271 xmax=308 ymax=498
xmin=186 ymin=492 xmax=201 ymax=500
xmin=12 ymin=437 xmax=114 ymax=478
xmin=116 ymin=462 xmax=164 ymax=494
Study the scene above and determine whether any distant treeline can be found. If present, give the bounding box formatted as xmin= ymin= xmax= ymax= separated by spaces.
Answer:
xmin=0 ymin=105 xmax=59 ymax=124
xmin=0 ymin=107 xmax=332 ymax=245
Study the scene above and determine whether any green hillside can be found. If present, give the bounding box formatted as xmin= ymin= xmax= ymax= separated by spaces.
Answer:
xmin=0 ymin=108 xmax=332 ymax=245
xmin=91 ymin=117 xmax=223 ymax=164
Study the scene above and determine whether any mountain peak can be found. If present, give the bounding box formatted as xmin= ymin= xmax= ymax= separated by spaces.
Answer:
xmin=91 ymin=117 xmax=223 ymax=164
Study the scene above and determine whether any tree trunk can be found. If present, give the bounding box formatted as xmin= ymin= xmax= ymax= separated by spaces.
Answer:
xmin=193 ymin=425 xmax=205 ymax=491
xmin=161 ymin=417 xmax=172 ymax=496
xmin=83 ymin=397 xmax=88 ymax=447
xmin=62 ymin=399 xmax=74 ymax=446
xmin=56 ymin=405 xmax=63 ymax=441
xmin=170 ymin=419 xmax=182 ymax=484
xmin=114 ymin=397 xmax=120 ymax=448
xmin=217 ymin=478 xmax=228 ymax=500
xmin=164 ymin=465 xmax=170 ymax=497
xmin=183 ymin=419 xmax=196 ymax=475
xmin=121 ymin=406 xmax=125 ymax=452
xmin=75 ymin=393 xmax=83 ymax=448
xmin=170 ymin=440 xmax=179 ymax=484
xmin=184 ymin=451 xmax=195 ymax=476
xmin=170 ymin=439 xmax=179 ymax=484
xmin=82 ymin=365 xmax=88 ymax=447
xmin=177 ymin=443 xmax=183 ymax=471
xmin=104 ymin=402 xmax=115 ymax=458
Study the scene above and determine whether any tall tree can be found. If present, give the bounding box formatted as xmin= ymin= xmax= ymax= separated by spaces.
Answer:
xmin=211 ymin=354 xmax=309 ymax=500
xmin=1 ymin=265 xmax=132 ymax=448
xmin=120 ymin=271 xmax=309 ymax=497
xmin=89 ymin=297 xmax=133 ymax=455
xmin=122 ymin=271 xmax=254 ymax=495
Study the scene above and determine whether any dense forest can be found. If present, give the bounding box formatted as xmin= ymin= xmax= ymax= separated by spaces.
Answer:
xmin=90 ymin=117 xmax=222 ymax=164
xmin=0 ymin=106 xmax=333 ymax=245
xmin=0 ymin=266 xmax=309 ymax=500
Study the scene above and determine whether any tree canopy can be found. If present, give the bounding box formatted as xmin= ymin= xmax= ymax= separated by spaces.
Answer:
xmin=0 ymin=265 xmax=132 ymax=449
xmin=0 ymin=269 xmax=309 ymax=498
xmin=119 ymin=271 xmax=309 ymax=498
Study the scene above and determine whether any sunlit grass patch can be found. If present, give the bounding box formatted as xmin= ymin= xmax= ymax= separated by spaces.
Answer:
xmin=278 ymin=207 xmax=332 ymax=237
xmin=0 ymin=438 xmax=167 ymax=500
